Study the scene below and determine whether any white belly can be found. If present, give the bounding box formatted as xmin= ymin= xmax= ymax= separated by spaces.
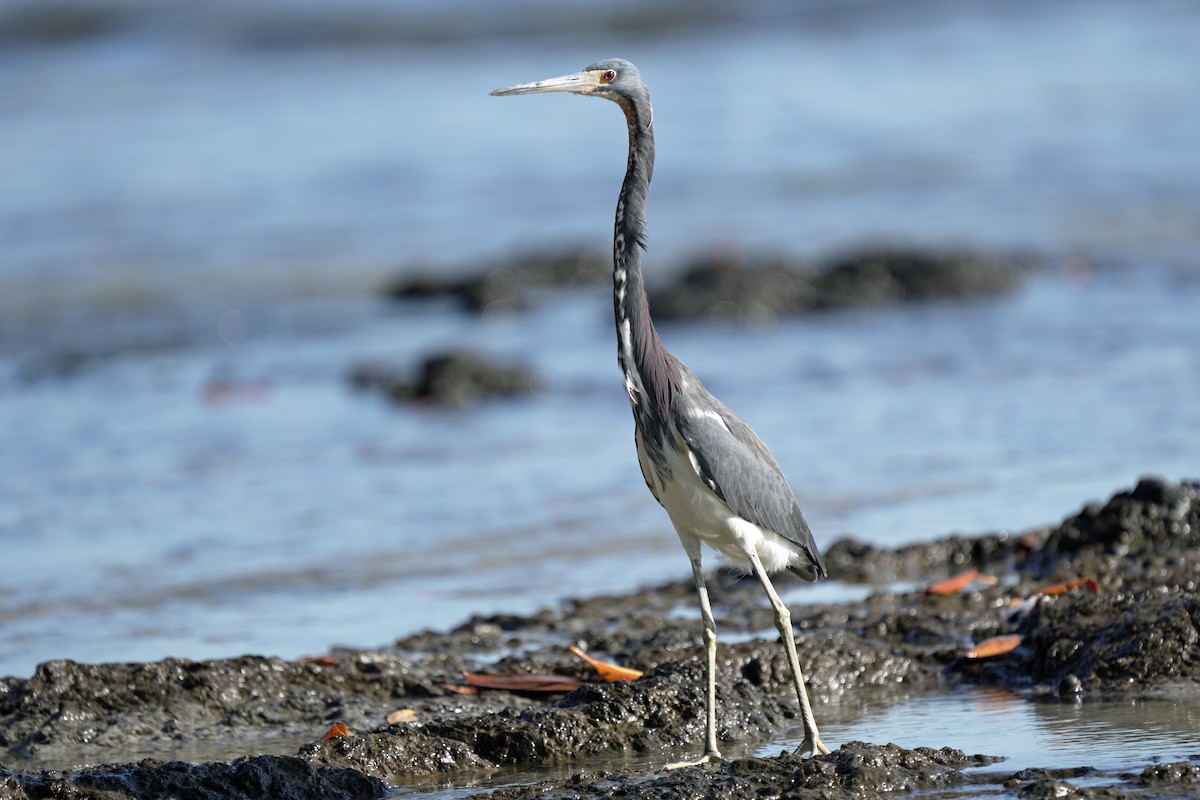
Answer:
xmin=636 ymin=429 xmax=797 ymax=574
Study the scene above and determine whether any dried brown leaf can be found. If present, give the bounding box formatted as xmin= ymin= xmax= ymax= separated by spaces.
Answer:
xmin=925 ymin=568 xmax=979 ymax=596
xmin=569 ymin=645 xmax=643 ymax=682
xmin=461 ymin=671 xmax=582 ymax=693
xmin=319 ymin=721 xmax=349 ymax=740
xmin=965 ymin=634 xmax=1022 ymax=659
xmin=1036 ymin=577 xmax=1099 ymax=596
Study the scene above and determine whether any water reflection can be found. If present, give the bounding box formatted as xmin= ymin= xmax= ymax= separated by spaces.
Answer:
xmin=778 ymin=686 xmax=1200 ymax=773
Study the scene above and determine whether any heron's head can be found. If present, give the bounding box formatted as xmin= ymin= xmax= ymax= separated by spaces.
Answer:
xmin=490 ymin=58 xmax=645 ymax=103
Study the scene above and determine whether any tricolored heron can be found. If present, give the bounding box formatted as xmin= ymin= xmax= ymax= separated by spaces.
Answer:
xmin=491 ymin=58 xmax=829 ymax=767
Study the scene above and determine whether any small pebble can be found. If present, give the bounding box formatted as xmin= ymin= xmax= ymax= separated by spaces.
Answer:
xmin=1058 ymin=674 xmax=1083 ymax=697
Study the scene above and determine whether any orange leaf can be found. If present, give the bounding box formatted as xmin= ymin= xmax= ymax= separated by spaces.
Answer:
xmin=569 ymin=645 xmax=644 ymax=682
xmin=925 ymin=568 xmax=979 ymax=596
xmin=965 ymin=634 xmax=1022 ymax=659
xmin=461 ymin=671 xmax=582 ymax=693
xmin=320 ymin=721 xmax=349 ymax=740
xmin=1036 ymin=577 xmax=1099 ymax=596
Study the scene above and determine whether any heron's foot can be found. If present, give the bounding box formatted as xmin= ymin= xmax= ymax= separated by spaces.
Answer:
xmin=664 ymin=751 xmax=723 ymax=771
xmin=797 ymin=733 xmax=830 ymax=757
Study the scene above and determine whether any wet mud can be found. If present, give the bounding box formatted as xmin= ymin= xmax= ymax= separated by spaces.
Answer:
xmin=1 ymin=477 xmax=1197 ymax=798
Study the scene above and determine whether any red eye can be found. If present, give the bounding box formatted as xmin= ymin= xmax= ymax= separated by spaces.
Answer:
xmin=602 ymin=69 xmax=617 ymax=82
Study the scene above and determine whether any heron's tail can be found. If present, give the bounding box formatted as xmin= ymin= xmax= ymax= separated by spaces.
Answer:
xmin=787 ymin=552 xmax=827 ymax=582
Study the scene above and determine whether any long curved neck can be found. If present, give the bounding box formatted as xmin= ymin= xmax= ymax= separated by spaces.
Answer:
xmin=612 ymin=92 xmax=680 ymax=443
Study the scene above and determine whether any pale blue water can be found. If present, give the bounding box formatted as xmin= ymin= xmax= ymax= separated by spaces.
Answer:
xmin=1 ymin=0 xmax=1199 ymax=681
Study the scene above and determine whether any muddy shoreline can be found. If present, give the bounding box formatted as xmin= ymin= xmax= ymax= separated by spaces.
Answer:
xmin=2 ymin=477 xmax=1197 ymax=798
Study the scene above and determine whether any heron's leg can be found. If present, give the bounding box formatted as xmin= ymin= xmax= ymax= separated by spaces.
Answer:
xmin=745 ymin=550 xmax=830 ymax=757
xmin=690 ymin=553 xmax=722 ymax=760
xmin=665 ymin=543 xmax=722 ymax=770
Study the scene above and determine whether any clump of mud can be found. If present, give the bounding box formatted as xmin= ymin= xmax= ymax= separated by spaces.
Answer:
xmin=0 ymin=757 xmax=383 ymax=800
xmin=1 ymin=477 xmax=1197 ymax=799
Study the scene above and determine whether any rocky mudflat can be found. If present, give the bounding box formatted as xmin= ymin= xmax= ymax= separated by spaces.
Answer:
xmin=382 ymin=245 xmax=1025 ymax=322
xmin=1 ymin=477 xmax=1197 ymax=799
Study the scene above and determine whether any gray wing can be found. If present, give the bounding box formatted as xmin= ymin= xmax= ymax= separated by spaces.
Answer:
xmin=673 ymin=378 xmax=827 ymax=581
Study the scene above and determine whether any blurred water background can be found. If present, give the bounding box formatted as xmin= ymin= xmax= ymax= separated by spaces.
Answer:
xmin=1 ymin=0 xmax=1198 ymax=680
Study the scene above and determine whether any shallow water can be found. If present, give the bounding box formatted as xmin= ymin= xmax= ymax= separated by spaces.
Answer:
xmin=788 ymin=688 xmax=1200 ymax=775
xmin=379 ymin=689 xmax=1200 ymax=797
xmin=2 ymin=0 xmax=1200 ymax=681
xmin=2 ymin=265 xmax=1198 ymax=679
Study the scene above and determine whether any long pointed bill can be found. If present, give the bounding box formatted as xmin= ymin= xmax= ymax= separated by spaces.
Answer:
xmin=490 ymin=70 xmax=603 ymax=97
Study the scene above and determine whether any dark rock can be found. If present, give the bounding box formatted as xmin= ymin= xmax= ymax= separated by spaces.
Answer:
xmin=349 ymin=351 xmax=538 ymax=408
xmin=16 ymin=349 xmax=97 ymax=382
xmin=825 ymin=533 xmax=1016 ymax=585
xmin=458 ymin=270 xmax=526 ymax=312
xmin=814 ymin=247 xmax=1021 ymax=310
xmin=1058 ymin=673 xmax=1084 ymax=697
xmin=1005 ymin=767 xmax=1096 ymax=787
xmin=474 ymin=742 xmax=999 ymax=799
xmin=0 ymin=756 xmax=384 ymax=800
xmin=0 ymin=654 xmax=436 ymax=763
xmin=649 ymin=252 xmax=819 ymax=323
xmin=648 ymin=246 xmax=1022 ymax=324
xmin=387 ymin=245 xmax=1021 ymax=323
xmin=347 ymin=361 xmax=414 ymax=400
xmin=1034 ymin=477 xmax=1198 ymax=566
xmin=1018 ymin=777 xmax=1081 ymax=799
xmin=509 ymin=249 xmax=610 ymax=286
xmin=383 ymin=271 xmax=454 ymax=300
xmin=1018 ymin=589 xmax=1199 ymax=687
xmin=1139 ymin=760 xmax=1200 ymax=784
xmin=301 ymin=727 xmax=494 ymax=779
xmin=414 ymin=352 xmax=538 ymax=406
xmin=384 ymin=267 xmax=516 ymax=312
xmin=0 ymin=2 xmax=132 ymax=44
xmin=384 ymin=249 xmax=608 ymax=313
xmin=792 ymin=742 xmax=999 ymax=792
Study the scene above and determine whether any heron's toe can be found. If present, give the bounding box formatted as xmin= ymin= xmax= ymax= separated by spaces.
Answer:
xmin=797 ymin=735 xmax=831 ymax=757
